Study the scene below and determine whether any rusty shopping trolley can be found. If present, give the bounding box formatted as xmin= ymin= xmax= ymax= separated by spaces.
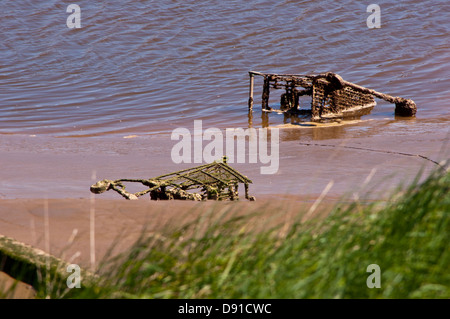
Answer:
xmin=247 ymin=71 xmax=417 ymax=121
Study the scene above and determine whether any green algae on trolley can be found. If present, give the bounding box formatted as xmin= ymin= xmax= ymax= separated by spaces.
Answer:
xmin=90 ymin=157 xmax=255 ymax=201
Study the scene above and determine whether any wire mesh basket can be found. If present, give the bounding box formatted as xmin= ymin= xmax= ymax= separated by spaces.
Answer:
xmin=248 ymin=71 xmax=416 ymax=121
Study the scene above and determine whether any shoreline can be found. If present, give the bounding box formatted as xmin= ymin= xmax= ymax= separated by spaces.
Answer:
xmin=0 ymin=116 xmax=448 ymax=277
xmin=1 ymin=117 xmax=448 ymax=200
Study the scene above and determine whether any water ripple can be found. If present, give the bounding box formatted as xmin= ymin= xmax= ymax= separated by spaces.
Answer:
xmin=0 ymin=0 xmax=448 ymax=136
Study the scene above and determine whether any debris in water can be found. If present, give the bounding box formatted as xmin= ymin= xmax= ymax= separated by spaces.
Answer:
xmin=90 ymin=157 xmax=255 ymax=201
xmin=247 ymin=71 xmax=417 ymax=122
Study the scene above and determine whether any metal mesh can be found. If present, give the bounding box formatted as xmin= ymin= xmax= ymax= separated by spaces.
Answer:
xmin=90 ymin=158 xmax=255 ymax=201
xmin=312 ymin=78 xmax=375 ymax=119
xmin=248 ymin=71 xmax=415 ymax=120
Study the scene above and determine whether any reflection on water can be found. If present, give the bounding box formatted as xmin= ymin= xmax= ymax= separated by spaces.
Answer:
xmin=278 ymin=121 xmax=353 ymax=142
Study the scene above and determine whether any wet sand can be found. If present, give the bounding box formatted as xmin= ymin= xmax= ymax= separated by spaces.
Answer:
xmin=0 ymin=118 xmax=448 ymax=271
xmin=1 ymin=117 xmax=447 ymax=200
xmin=0 ymin=197 xmax=336 ymax=271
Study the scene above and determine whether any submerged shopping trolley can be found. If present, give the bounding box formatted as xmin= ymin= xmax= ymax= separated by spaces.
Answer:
xmin=247 ymin=71 xmax=416 ymax=121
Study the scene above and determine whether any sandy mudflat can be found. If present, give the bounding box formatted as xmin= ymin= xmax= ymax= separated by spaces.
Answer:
xmin=0 ymin=197 xmax=332 ymax=271
xmin=0 ymin=118 xmax=448 ymax=271
xmin=0 ymin=198 xmax=202 ymax=269
xmin=1 ymin=119 xmax=448 ymax=200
